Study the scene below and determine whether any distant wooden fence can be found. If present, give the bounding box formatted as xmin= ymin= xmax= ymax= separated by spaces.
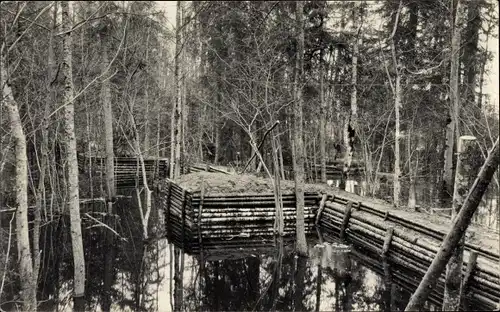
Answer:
xmin=157 ymin=179 xmax=318 ymax=253
xmin=78 ymin=155 xmax=169 ymax=187
xmin=282 ymin=162 xmax=364 ymax=181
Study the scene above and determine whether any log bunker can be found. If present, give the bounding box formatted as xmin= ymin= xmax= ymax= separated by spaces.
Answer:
xmin=157 ymin=171 xmax=500 ymax=310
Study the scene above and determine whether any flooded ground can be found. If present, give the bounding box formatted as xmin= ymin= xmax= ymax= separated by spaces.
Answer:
xmin=0 ymin=194 xmax=452 ymax=312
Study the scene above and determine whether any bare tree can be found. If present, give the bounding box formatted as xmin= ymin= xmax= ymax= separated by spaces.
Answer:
xmin=1 ymin=55 xmax=36 ymax=312
xmin=442 ymin=0 xmax=463 ymax=208
xmin=99 ymin=12 xmax=116 ymax=212
xmin=341 ymin=3 xmax=363 ymax=191
xmin=294 ymin=0 xmax=307 ymax=256
xmin=171 ymin=0 xmax=183 ymax=179
xmin=60 ymin=1 xmax=86 ymax=307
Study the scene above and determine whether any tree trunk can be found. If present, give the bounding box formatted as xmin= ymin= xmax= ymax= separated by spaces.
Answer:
xmin=171 ymin=1 xmax=183 ymax=179
xmin=341 ymin=17 xmax=361 ymax=191
xmin=315 ymin=251 xmax=323 ymax=312
xmin=61 ymin=1 xmax=86 ymax=307
xmin=100 ymin=26 xmax=115 ymax=210
xmin=462 ymin=0 xmax=480 ymax=106
xmin=442 ymin=0 xmax=462 ymax=209
xmin=1 ymin=57 xmax=36 ymax=311
xmin=407 ymin=131 xmax=416 ymax=210
xmin=294 ymin=255 xmax=307 ymax=312
xmin=34 ymin=0 xmax=58 ymax=290
xmin=382 ymin=259 xmax=393 ymax=312
xmin=144 ymin=22 xmax=151 ymax=156
xmin=442 ymin=135 xmax=477 ymax=310
xmin=319 ymin=49 xmax=326 ymax=183
xmin=294 ymin=0 xmax=307 ymax=256
xmin=404 ymin=137 xmax=499 ymax=312
xmin=393 ymin=73 xmax=402 ymax=208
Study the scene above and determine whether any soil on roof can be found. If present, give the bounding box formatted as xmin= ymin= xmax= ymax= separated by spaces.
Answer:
xmin=176 ymin=171 xmax=333 ymax=195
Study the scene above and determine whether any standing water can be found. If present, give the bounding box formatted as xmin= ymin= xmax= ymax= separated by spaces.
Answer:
xmin=1 ymin=197 xmax=446 ymax=311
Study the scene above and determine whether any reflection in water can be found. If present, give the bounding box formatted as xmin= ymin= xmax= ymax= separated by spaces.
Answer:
xmin=2 ymin=197 xmax=445 ymax=312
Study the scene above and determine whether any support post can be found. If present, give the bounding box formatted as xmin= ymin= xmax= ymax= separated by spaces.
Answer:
xmin=166 ymin=181 xmax=172 ymax=240
xmin=315 ymin=194 xmax=329 ymax=225
xmin=381 ymin=227 xmax=394 ymax=258
xmin=383 ymin=211 xmax=389 ymax=221
xmin=181 ymin=189 xmax=187 ymax=250
xmin=198 ymin=183 xmax=204 ymax=248
xmin=340 ymin=201 xmax=354 ymax=240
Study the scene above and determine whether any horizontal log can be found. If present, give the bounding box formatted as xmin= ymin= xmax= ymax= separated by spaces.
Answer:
xmin=193 ymin=207 xmax=310 ymax=214
xmin=196 ymin=211 xmax=314 ymax=219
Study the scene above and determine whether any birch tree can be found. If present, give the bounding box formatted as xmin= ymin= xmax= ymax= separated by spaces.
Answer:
xmin=1 ymin=55 xmax=36 ymax=312
xmin=171 ymin=0 xmax=183 ymax=179
xmin=60 ymin=1 xmax=86 ymax=306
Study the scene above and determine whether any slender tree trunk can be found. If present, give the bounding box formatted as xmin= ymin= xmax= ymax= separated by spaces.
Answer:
xmin=462 ymin=0 xmax=480 ymax=107
xmin=100 ymin=27 xmax=115 ymax=211
xmin=294 ymin=255 xmax=307 ymax=312
xmin=407 ymin=131 xmax=416 ymax=210
xmin=443 ymin=136 xmax=477 ymax=310
xmin=404 ymin=138 xmax=499 ymax=312
xmin=60 ymin=2 xmax=86 ymax=307
xmin=315 ymin=253 xmax=323 ymax=312
xmin=382 ymin=259 xmax=393 ymax=312
xmin=341 ymin=20 xmax=361 ymax=191
xmin=1 ymin=57 xmax=36 ymax=312
xmin=319 ymin=49 xmax=326 ymax=183
xmin=171 ymin=1 xmax=183 ymax=179
xmin=34 ymin=1 xmax=58 ymax=290
xmin=144 ymin=22 xmax=151 ymax=156
xmin=181 ymin=4 xmax=188 ymax=164
xmin=294 ymin=0 xmax=307 ymax=256
xmin=393 ymin=73 xmax=402 ymax=207
xmin=442 ymin=0 xmax=462 ymax=209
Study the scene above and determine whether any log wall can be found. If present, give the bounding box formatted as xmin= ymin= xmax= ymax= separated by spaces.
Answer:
xmin=78 ymin=155 xmax=169 ymax=187
xmin=317 ymin=193 xmax=500 ymax=311
xmin=157 ymin=180 xmax=318 ymax=252
xmin=157 ymin=177 xmax=499 ymax=310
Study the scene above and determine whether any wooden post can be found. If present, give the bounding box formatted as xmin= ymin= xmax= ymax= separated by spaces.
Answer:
xmin=315 ymin=194 xmax=329 ymax=225
xmin=198 ymin=183 xmax=205 ymax=248
xmin=166 ymin=181 xmax=172 ymax=240
xmin=381 ymin=227 xmax=394 ymax=258
xmin=181 ymin=189 xmax=187 ymax=250
xmin=404 ymin=137 xmax=499 ymax=312
xmin=340 ymin=201 xmax=354 ymax=240
xmin=444 ymin=135 xmax=477 ymax=311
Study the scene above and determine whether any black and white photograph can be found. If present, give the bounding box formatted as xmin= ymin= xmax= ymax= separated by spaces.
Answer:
xmin=1 ymin=1 xmax=499 ymax=311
